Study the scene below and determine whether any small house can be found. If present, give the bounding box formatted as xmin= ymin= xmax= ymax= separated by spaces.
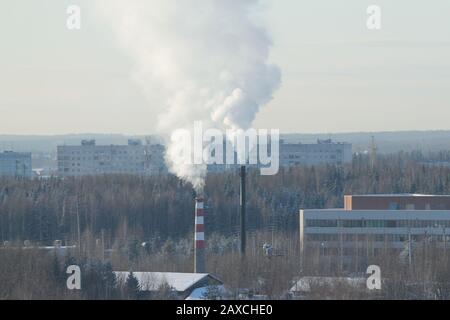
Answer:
xmin=114 ymin=271 xmax=223 ymax=300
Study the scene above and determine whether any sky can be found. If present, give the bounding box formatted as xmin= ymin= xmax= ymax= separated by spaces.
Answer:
xmin=0 ymin=0 xmax=449 ymax=135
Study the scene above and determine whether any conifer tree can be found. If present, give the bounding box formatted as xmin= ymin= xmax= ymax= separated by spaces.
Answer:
xmin=125 ymin=271 xmax=141 ymax=300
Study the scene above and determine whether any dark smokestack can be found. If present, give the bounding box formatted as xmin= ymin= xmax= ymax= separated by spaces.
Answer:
xmin=194 ymin=197 xmax=205 ymax=273
xmin=240 ymin=165 xmax=246 ymax=255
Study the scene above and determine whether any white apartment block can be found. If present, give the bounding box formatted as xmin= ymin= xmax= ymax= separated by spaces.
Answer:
xmin=57 ymin=140 xmax=166 ymax=177
xmin=145 ymin=144 xmax=167 ymax=175
xmin=0 ymin=151 xmax=32 ymax=177
xmin=206 ymin=138 xmax=352 ymax=173
xmin=280 ymin=139 xmax=352 ymax=167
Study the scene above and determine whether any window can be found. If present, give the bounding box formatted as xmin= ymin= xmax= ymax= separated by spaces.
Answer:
xmin=306 ymin=219 xmax=338 ymax=227
xmin=366 ymin=220 xmax=385 ymax=228
xmin=342 ymin=220 xmax=363 ymax=228
xmin=386 ymin=220 xmax=397 ymax=228
xmin=389 ymin=202 xmax=399 ymax=210
xmin=307 ymin=234 xmax=338 ymax=241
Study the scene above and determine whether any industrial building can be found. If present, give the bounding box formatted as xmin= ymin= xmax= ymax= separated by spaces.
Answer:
xmin=280 ymin=139 xmax=352 ymax=167
xmin=57 ymin=139 xmax=166 ymax=177
xmin=300 ymin=194 xmax=450 ymax=265
xmin=0 ymin=151 xmax=32 ymax=177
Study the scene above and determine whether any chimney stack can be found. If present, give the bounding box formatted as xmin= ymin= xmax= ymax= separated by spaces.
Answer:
xmin=194 ymin=197 xmax=205 ymax=273
xmin=240 ymin=165 xmax=246 ymax=255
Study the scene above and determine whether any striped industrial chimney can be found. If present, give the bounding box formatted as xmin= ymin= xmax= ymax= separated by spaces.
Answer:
xmin=194 ymin=197 xmax=205 ymax=273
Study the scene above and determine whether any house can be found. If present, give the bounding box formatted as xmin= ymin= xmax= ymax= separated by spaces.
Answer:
xmin=185 ymin=285 xmax=229 ymax=300
xmin=289 ymin=276 xmax=366 ymax=299
xmin=114 ymin=272 xmax=224 ymax=300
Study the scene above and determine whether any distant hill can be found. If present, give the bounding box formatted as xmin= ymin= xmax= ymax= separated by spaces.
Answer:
xmin=0 ymin=134 xmax=163 ymax=154
xmin=1 ymin=130 xmax=450 ymax=154
xmin=282 ymin=130 xmax=450 ymax=154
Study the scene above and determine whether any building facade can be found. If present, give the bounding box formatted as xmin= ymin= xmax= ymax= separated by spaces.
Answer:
xmin=300 ymin=209 xmax=450 ymax=254
xmin=280 ymin=139 xmax=352 ymax=167
xmin=144 ymin=144 xmax=167 ymax=175
xmin=300 ymin=194 xmax=450 ymax=269
xmin=57 ymin=140 xmax=166 ymax=177
xmin=344 ymin=194 xmax=450 ymax=211
xmin=0 ymin=151 xmax=32 ymax=177
xmin=205 ymin=138 xmax=353 ymax=173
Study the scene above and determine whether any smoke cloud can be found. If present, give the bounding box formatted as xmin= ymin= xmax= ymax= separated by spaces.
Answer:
xmin=96 ymin=0 xmax=281 ymax=192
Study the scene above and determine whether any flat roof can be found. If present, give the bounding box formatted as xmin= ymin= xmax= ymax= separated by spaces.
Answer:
xmin=0 ymin=151 xmax=31 ymax=154
xmin=347 ymin=194 xmax=450 ymax=197
xmin=301 ymin=209 xmax=450 ymax=219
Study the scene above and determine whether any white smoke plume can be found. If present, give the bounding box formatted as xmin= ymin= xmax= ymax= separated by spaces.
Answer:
xmin=96 ymin=0 xmax=281 ymax=192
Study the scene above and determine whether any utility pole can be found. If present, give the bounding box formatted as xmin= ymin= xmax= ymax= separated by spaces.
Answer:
xmin=443 ymin=227 xmax=447 ymax=262
xmin=76 ymin=197 xmax=81 ymax=255
xmin=370 ymin=136 xmax=377 ymax=171
xmin=101 ymin=229 xmax=105 ymax=262
xmin=408 ymin=229 xmax=412 ymax=267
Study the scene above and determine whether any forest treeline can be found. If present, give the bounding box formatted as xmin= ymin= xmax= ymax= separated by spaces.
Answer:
xmin=1 ymin=151 xmax=450 ymax=247
xmin=2 ymin=151 xmax=450 ymax=299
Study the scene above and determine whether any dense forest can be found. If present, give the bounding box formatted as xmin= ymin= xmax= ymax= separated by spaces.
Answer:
xmin=2 ymin=151 xmax=450 ymax=246
xmin=2 ymin=151 xmax=450 ymax=299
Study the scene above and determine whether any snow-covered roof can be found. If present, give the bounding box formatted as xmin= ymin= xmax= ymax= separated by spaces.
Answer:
xmin=185 ymin=285 xmax=228 ymax=300
xmin=114 ymin=272 xmax=221 ymax=292
xmin=350 ymin=194 xmax=448 ymax=197
xmin=290 ymin=277 xmax=366 ymax=293
xmin=185 ymin=286 xmax=208 ymax=300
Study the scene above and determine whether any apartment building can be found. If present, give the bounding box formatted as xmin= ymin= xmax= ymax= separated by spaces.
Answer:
xmin=280 ymin=139 xmax=352 ymax=167
xmin=57 ymin=139 xmax=166 ymax=177
xmin=0 ymin=151 xmax=32 ymax=177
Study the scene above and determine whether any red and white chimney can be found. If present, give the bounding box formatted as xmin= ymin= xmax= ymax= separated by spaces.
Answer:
xmin=194 ymin=197 xmax=205 ymax=273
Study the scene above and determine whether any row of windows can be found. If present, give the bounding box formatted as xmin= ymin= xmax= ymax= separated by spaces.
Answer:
xmin=63 ymin=168 xmax=145 ymax=173
xmin=59 ymin=161 xmax=144 ymax=166
xmin=306 ymin=220 xmax=338 ymax=227
xmin=306 ymin=219 xmax=450 ymax=228
xmin=59 ymin=156 xmax=144 ymax=161
xmin=281 ymin=149 xmax=345 ymax=154
xmin=286 ymin=155 xmax=339 ymax=160
xmin=68 ymin=162 xmax=143 ymax=167
xmin=306 ymin=233 xmax=450 ymax=242
xmin=60 ymin=163 xmax=144 ymax=169
xmin=62 ymin=150 xmax=142 ymax=155
xmin=286 ymin=153 xmax=340 ymax=157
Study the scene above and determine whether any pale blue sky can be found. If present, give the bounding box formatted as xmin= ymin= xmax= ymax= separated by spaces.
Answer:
xmin=0 ymin=0 xmax=449 ymax=134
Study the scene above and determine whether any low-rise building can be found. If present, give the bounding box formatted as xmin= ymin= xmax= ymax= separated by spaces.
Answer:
xmin=300 ymin=194 xmax=450 ymax=268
